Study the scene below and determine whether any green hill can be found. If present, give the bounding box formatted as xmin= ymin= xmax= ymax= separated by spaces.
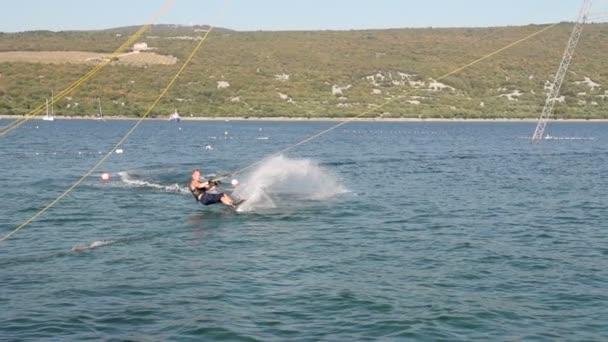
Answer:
xmin=0 ymin=23 xmax=607 ymax=119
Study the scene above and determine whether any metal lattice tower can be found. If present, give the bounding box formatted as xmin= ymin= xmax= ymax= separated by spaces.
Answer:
xmin=531 ymin=0 xmax=594 ymax=143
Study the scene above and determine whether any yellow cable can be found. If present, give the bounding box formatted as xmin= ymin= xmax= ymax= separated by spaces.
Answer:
xmin=230 ymin=23 xmax=561 ymax=177
xmin=0 ymin=0 xmax=175 ymax=137
xmin=0 ymin=22 xmax=157 ymax=135
xmin=0 ymin=26 xmax=147 ymax=135
xmin=0 ymin=27 xmax=145 ymax=134
xmin=435 ymin=23 xmax=559 ymax=81
xmin=0 ymin=27 xmax=215 ymax=243
xmin=0 ymin=22 xmax=559 ymax=242
xmin=0 ymin=6 xmax=169 ymax=134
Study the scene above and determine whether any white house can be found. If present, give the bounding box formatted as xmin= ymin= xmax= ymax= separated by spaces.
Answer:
xmin=132 ymin=42 xmax=148 ymax=52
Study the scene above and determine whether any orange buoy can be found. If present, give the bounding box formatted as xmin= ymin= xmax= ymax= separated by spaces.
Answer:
xmin=101 ymin=173 xmax=110 ymax=181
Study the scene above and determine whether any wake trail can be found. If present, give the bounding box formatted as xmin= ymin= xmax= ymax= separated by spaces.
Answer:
xmin=116 ymin=171 xmax=189 ymax=194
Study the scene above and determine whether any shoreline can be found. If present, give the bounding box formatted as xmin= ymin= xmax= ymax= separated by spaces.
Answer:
xmin=1 ymin=115 xmax=608 ymax=123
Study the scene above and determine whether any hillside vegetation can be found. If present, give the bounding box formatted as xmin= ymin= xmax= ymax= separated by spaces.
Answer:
xmin=0 ymin=23 xmax=607 ymax=119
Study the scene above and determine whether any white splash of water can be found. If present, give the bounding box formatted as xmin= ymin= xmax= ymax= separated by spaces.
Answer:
xmin=232 ymin=155 xmax=347 ymax=212
xmin=72 ymin=240 xmax=114 ymax=252
xmin=117 ymin=172 xmax=188 ymax=193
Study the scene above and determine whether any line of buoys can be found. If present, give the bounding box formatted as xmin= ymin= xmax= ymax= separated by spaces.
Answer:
xmin=9 ymin=151 xmax=108 ymax=156
xmin=518 ymin=136 xmax=596 ymax=140
xmin=342 ymin=130 xmax=440 ymax=135
xmin=206 ymin=136 xmax=273 ymax=140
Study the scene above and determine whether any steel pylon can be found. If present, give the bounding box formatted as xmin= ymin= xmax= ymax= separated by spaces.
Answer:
xmin=531 ymin=0 xmax=593 ymax=143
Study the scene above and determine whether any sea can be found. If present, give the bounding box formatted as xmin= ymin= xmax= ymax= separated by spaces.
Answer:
xmin=1 ymin=119 xmax=606 ymax=341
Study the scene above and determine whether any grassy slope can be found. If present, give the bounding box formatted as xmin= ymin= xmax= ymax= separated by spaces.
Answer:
xmin=0 ymin=23 xmax=606 ymax=118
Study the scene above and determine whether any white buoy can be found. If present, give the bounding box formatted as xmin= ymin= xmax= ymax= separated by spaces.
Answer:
xmin=115 ymin=149 xmax=123 ymax=154
xmin=231 ymin=179 xmax=239 ymax=187
xmin=101 ymin=173 xmax=110 ymax=181
xmin=205 ymin=145 xmax=213 ymax=150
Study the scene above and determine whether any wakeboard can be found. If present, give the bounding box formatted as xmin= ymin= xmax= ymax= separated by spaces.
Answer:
xmin=231 ymin=199 xmax=246 ymax=211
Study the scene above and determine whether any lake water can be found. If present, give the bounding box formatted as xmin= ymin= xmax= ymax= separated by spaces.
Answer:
xmin=1 ymin=119 xmax=607 ymax=341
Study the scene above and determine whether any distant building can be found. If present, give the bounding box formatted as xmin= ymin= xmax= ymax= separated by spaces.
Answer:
xmin=132 ymin=42 xmax=148 ymax=52
xmin=217 ymin=81 xmax=230 ymax=89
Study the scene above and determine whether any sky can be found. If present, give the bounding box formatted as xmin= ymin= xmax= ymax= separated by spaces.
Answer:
xmin=0 ymin=0 xmax=606 ymax=32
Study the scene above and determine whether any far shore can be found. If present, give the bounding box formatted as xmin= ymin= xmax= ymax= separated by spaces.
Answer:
xmin=1 ymin=115 xmax=608 ymax=123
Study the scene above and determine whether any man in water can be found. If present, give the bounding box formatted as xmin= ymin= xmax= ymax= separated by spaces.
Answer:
xmin=189 ymin=169 xmax=236 ymax=208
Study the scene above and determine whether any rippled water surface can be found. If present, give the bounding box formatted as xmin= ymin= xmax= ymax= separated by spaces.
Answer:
xmin=1 ymin=119 xmax=607 ymax=341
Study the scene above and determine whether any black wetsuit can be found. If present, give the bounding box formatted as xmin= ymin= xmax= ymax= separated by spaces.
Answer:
xmin=190 ymin=183 xmax=224 ymax=205
xmin=190 ymin=185 xmax=206 ymax=201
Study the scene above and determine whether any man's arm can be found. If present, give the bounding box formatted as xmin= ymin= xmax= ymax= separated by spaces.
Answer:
xmin=192 ymin=179 xmax=211 ymax=190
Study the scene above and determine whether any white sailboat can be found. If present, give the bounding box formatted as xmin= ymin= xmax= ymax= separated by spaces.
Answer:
xmin=169 ymin=109 xmax=181 ymax=122
xmin=95 ymin=98 xmax=105 ymax=121
xmin=43 ymin=96 xmax=55 ymax=121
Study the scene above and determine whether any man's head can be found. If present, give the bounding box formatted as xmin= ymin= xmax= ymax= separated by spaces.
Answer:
xmin=192 ymin=168 xmax=201 ymax=180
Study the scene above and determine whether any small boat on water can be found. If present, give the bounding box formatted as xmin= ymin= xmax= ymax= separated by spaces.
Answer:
xmin=169 ymin=109 xmax=181 ymax=122
xmin=43 ymin=97 xmax=55 ymax=121
xmin=95 ymin=98 xmax=105 ymax=121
